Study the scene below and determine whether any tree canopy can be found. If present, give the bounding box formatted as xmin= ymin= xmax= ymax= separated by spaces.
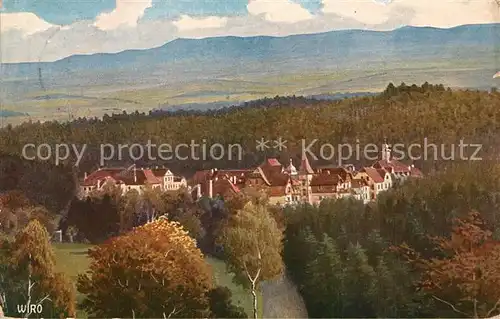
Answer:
xmin=77 ymin=219 xmax=213 ymax=318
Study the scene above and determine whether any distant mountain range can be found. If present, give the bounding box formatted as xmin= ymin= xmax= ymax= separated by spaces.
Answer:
xmin=1 ymin=23 xmax=499 ymax=109
xmin=3 ymin=23 xmax=498 ymax=78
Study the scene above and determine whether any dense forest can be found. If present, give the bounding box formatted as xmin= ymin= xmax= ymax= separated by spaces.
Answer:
xmin=2 ymin=82 xmax=500 ymax=318
xmin=0 ymin=82 xmax=499 ymax=214
xmin=7 ymin=159 xmax=498 ymax=318
xmin=1 ymin=82 xmax=499 ymax=175
xmin=283 ymin=161 xmax=500 ymax=318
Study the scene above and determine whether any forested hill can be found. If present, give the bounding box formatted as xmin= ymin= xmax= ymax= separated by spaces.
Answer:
xmin=0 ymin=83 xmax=499 ymax=178
xmin=0 ymin=153 xmax=77 ymax=214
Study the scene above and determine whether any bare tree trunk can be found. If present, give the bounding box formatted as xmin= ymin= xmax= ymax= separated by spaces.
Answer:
xmin=251 ymin=282 xmax=258 ymax=319
xmin=244 ymin=263 xmax=260 ymax=319
xmin=0 ymin=291 xmax=6 ymax=317
xmin=473 ymin=298 xmax=478 ymax=319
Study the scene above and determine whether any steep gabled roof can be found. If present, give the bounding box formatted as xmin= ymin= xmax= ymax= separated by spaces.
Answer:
xmin=299 ymin=153 xmax=314 ymax=174
xmin=117 ymin=169 xmax=162 ymax=186
xmin=143 ymin=169 xmax=163 ymax=184
xmin=266 ymin=172 xmax=290 ymax=187
xmin=213 ymin=178 xmax=240 ymax=196
xmin=82 ymin=168 xmax=123 ymax=186
xmin=362 ymin=167 xmax=384 ymax=183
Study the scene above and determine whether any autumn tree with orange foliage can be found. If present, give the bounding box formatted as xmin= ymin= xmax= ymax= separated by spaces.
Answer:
xmin=77 ymin=219 xmax=213 ymax=318
xmin=394 ymin=211 xmax=500 ymax=318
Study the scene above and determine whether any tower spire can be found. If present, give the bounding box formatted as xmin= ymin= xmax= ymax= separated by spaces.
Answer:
xmin=299 ymin=151 xmax=314 ymax=174
xmin=382 ymin=139 xmax=391 ymax=162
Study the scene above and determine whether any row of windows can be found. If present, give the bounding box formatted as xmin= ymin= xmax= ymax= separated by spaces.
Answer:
xmin=376 ymin=183 xmax=391 ymax=190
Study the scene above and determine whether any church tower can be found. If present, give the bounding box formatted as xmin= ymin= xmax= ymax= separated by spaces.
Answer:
xmin=286 ymin=158 xmax=298 ymax=176
xmin=382 ymin=140 xmax=392 ymax=163
xmin=298 ymin=152 xmax=314 ymax=204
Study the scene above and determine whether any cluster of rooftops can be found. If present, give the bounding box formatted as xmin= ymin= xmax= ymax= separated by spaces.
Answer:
xmin=80 ymin=144 xmax=423 ymax=204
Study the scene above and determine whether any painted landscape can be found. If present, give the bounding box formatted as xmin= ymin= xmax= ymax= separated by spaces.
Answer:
xmin=1 ymin=0 xmax=500 ymax=318
xmin=1 ymin=23 xmax=499 ymax=124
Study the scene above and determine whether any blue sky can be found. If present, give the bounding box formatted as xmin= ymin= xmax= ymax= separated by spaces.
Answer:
xmin=3 ymin=0 xmax=116 ymax=25
xmin=2 ymin=0 xmax=324 ymax=25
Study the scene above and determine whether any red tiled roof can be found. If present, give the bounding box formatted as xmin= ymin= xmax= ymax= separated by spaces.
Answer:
xmin=376 ymin=169 xmax=387 ymax=179
xmin=266 ymin=173 xmax=290 ymax=187
xmin=310 ymin=176 xmax=337 ymax=193
xmin=263 ymin=158 xmax=282 ymax=167
xmin=373 ymin=159 xmax=411 ymax=173
xmin=299 ymin=153 xmax=314 ymax=174
xmin=310 ymin=174 xmax=340 ymax=186
xmin=316 ymin=166 xmax=352 ymax=181
xmin=248 ymin=167 xmax=272 ymax=186
xmin=213 ymin=179 xmax=240 ymax=196
xmin=143 ymin=169 xmax=163 ymax=184
xmin=82 ymin=168 xmax=123 ymax=186
xmin=116 ymin=169 xmax=161 ymax=186
xmin=362 ymin=167 xmax=384 ymax=183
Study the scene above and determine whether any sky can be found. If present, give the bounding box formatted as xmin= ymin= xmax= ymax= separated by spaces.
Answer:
xmin=1 ymin=0 xmax=499 ymax=63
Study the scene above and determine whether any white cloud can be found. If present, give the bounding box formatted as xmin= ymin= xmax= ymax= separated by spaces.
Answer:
xmin=1 ymin=0 xmax=499 ymax=63
xmin=322 ymin=0 xmax=391 ymax=25
xmin=403 ymin=0 xmax=499 ymax=27
xmin=0 ymin=12 xmax=58 ymax=36
xmin=247 ymin=0 xmax=314 ymax=23
xmin=322 ymin=0 xmax=500 ymax=27
xmin=173 ymin=15 xmax=228 ymax=31
xmin=94 ymin=0 xmax=153 ymax=30
xmin=1 ymin=20 xmax=177 ymax=63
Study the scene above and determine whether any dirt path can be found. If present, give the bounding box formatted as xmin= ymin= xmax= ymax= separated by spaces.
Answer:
xmin=261 ymin=274 xmax=308 ymax=318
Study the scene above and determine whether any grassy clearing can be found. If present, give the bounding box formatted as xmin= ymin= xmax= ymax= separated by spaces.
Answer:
xmin=52 ymin=243 xmax=91 ymax=281
xmin=52 ymin=243 xmax=92 ymax=318
xmin=52 ymin=244 xmax=259 ymax=318
xmin=206 ymin=256 xmax=256 ymax=316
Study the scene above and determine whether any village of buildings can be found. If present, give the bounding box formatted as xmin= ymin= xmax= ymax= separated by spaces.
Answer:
xmin=80 ymin=144 xmax=423 ymax=206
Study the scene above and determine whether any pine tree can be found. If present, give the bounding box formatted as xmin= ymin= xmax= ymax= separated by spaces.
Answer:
xmin=303 ymin=233 xmax=344 ymax=317
xmin=342 ymin=243 xmax=377 ymax=317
